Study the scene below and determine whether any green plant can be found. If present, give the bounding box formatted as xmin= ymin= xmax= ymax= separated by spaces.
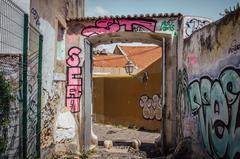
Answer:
xmin=79 ymin=149 xmax=96 ymax=159
xmin=0 ymin=73 xmax=15 ymax=153
xmin=220 ymin=2 xmax=240 ymax=16
xmin=116 ymin=124 xmax=124 ymax=129
xmin=0 ymin=137 xmax=7 ymax=153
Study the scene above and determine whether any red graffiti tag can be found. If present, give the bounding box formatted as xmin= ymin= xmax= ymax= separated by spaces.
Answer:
xmin=66 ymin=47 xmax=82 ymax=112
xmin=81 ymin=18 xmax=157 ymax=37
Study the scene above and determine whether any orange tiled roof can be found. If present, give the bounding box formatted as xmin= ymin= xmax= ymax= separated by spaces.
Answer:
xmin=119 ymin=46 xmax=162 ymax=69
xmin=93 ymin=54 xmax=128 ymax=67
xmin=93 ymin=46 xmax=162 ymax=69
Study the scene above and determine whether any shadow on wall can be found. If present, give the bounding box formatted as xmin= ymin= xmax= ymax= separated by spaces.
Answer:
xmin=180 ymin=8 xmax=240 ymax=159
xmin=93 ymin=59 xmax=162 ymax=131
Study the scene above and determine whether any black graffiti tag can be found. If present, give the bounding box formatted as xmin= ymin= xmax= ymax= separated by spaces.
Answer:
xmin=185 ymin=18 xmax=211 ymax=37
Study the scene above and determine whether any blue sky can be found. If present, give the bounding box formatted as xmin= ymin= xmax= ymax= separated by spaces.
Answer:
xmin=85 ymin=0 xmax=240 ymax=20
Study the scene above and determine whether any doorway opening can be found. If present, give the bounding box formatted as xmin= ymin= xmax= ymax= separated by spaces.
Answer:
xmin=92 ymin=42 xmax=162 ymax=158
xmin=83 ymin=32 xmax=171 ymax=158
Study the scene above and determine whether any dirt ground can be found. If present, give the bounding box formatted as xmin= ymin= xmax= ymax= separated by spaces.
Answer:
xmin=88 ymin=123 xmax=161 ymax=159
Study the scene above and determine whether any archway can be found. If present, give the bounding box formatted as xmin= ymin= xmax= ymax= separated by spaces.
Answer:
xmin=81 ymin=31 xmax=172 ymax=154
xmin=66 ymin=16 xmax=179 ymax=155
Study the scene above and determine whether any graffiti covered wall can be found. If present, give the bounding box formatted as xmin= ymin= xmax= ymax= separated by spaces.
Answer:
xmin=68 ymin=14 xmax=212 ymax=39
xmin=81 ymin=18 xmax=157 ymax=36
xmin=180 ymin=10 xmax=240 ymax=159
xmin=29 ymin=0 xmax=85 ymax=157
xmin=68 ymin=15 xmax=181 ymax=38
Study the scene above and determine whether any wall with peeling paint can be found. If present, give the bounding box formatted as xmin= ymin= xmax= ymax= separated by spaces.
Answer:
xmin=29 ymin=0 xmax=85 ymax=158
xmin=179 ymin=9 xmax=240 ymax=159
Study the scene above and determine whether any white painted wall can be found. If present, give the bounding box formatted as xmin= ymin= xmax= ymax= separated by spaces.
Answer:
xmin=39 ymin=18 xmax=55 ymax=94
xmin=55 ymin=111 xmax=76 ymax=142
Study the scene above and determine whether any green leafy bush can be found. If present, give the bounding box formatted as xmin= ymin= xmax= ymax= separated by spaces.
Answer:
xmin=0 ymin=74 xmax=15 ymax=153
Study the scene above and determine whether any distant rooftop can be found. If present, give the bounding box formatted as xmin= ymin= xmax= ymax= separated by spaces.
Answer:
xmin=93 ymin=45 xmax=162 ymax=69
xmin=93 ymin=54 xmax=127 ymax=68
xmin=120 ymin=46 xmax=162 ymax=69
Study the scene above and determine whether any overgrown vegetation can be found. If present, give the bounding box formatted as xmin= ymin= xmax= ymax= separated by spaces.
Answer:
xmin=0 ymin=74 xmax=14 ymax=153
xmin=220 ymin=2 xmax=240 ymax=16
xmin=79 ymin=149 xmax=96 ymax=159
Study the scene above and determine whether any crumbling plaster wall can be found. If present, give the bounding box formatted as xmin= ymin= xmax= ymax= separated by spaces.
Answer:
xmin=179 ymin=10 xmax=240 ymax=159
xmin=29 ymin=0 xmax=85 ymax=157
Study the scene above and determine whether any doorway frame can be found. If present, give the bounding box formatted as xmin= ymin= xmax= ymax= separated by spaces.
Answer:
xmin=80 ymin=31 xmax=174 ymax=154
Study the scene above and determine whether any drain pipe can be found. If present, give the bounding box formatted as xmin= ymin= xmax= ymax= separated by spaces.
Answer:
xmin=161 ymin=37 xmax=166 ymax=155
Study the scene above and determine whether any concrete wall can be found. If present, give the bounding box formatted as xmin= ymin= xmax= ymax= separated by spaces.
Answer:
xmin=183 ymin=16 xmax=212 ymax=38
xmin=93 ymin=59 xmax=162 ymax=131
xmin=29 ymin=0 xmax=85 ymax=157
xmin=29 ymin=1 xmax=66 ymax=157
xmin=179 ymin=10 xmax=240 ymax=159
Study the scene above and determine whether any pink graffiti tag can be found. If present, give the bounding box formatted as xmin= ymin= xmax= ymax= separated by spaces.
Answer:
xmin=66 ymin=47 xmax=82 ymax=112
xmin=81 ymin=19 xmax=120 ymax=37
xmin=188 ymin=53 xmax=198 ymax=65
xmin=118 ymin=19 xmax=156 ymax=32
xmin=67 ymin=67 xmax=82 ymax=85
xmin=95 ymin=19 xmax=114 ymax=27
xmin=81 ymin=18 xmax=157 ymax=37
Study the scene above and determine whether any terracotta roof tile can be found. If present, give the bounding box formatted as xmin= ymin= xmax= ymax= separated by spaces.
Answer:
xmin=67 ymin=13 xmax=182 ymax=21
xmin=93 ymin=54 xmax=128 ymax=67
xmin=119 ymin=46 xmax=162 ymax=69
xmin=93 ymin=46 xmax=162 ymax=69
